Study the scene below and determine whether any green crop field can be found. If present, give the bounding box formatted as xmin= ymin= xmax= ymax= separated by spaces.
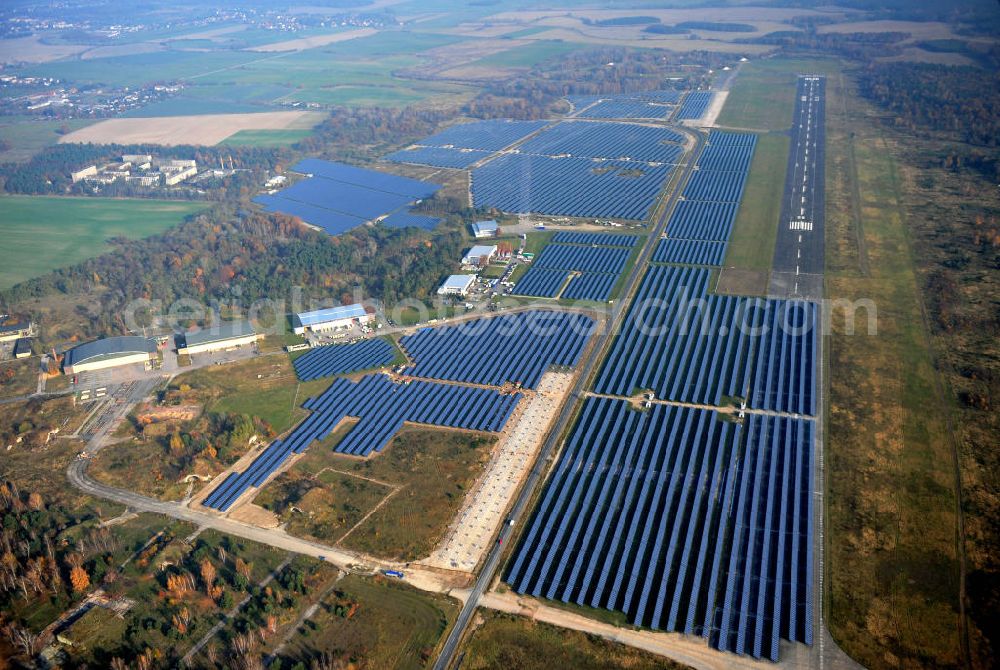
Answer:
xmin=0 ymin=116 xmax=97 ymax=163
xmin=0 ymin=196 xmax=206 ymax=289
xmin=474 ymin=39 xmax=582 ymax=68
xmin=220 ymin=128 xmax=313 ymax=146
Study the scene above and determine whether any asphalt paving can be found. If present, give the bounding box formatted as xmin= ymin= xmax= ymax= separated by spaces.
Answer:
xmin=769 ymin=76 xmax=826 ymax=300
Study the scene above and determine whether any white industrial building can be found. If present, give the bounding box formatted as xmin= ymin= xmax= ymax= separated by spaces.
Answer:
xmin=437 ymin=274 xmax=477 ymax=297
xmin=177 ymin=321 xmax=260 ymax=355
xmin=63 ymin=336 xmax=157 ymax=375
xmin=462 ymin=245 xmax=497 ymax=267
xmin=293 ymin=304 xmax=372 ymax=335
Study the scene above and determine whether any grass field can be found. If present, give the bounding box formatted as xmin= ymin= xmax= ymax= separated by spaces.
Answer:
xmin=473 ymin=39 xmax=582 ymax=68
xmin=717 ymin=57 xmax=843 ymax=131
xmin=722 ymin=132 xmax=788 ymax=277
xmin=0 ymin=116 xmax=96 ymax=162
xmin=218 ymin=128 xmax=313 ymax=147
xmin=263 ymin=426 xmax=495 ymax=561
xmin=0 ymin=196 xmax=206 ymax=289
xmin=273 ymin=574 xmax=458 ymax=670
xmin=0 ymin=356 xmax=39 ymax=399
xmin=461 ymin=611 xmax=689 ymax=670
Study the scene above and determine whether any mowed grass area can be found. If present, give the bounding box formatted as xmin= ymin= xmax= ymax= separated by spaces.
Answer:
xmin=721 ymin=132 xmax=789 ymax=283
xmin=219 ymin=128 xmax=313 ymax=147
xmin=263 ymin=426 xmax=495 ymax=561
xmin=0 ymin=196 xmax=206 ymax=289
xmin=717 ymin=57 xmax=844 ymax=131
xmin=461 ymin=611 xmax=690 ymax=670
xmin=819 ymin=68 xmax=965 ymax=667
xmin=272 ymin=574 xmax=458 ymax=670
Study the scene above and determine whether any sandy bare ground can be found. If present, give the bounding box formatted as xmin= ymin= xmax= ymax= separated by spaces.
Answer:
xmin=248 ymin=27 xmax=377 ymax=52
xmin=701 ymin=90 xmax=728 ymax=127
xmin=58 ymin=111 xmax=326 ymax=146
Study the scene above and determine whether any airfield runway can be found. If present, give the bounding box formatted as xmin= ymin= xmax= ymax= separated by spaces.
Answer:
xmin=769 ymin=75 xmax=826 ymax=300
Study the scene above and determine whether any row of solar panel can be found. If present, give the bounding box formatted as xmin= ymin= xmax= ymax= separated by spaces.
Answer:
xmin=697 ymin=145 xmax=756 ymax=172
xmin=552 ymin=232 xmax=640 ymax=247
xmin=578 ymin=99 xmax=673 ymax=120
xmin=664 ymin=201 xmax=740 ymax=242
xmin=292 ymin=338 xmax=397 ymax=381
xmin=706 ymin=130 xmax=759 ymax=147
xmin=566 ymin=90 xmax=682 ymax=107
xmin=593 ymin=265 xmax=817 ymax=415
xmin=384 ymin=145 xmax=489 ymax=169
xmin=399 ymin=311 xmax=595 ymax=389
xmin=683 ymin=170 xmax=749 ymax=203
xmin=675 ymin=91 xmax=714 ymax=120
xmin=292 ymin=159 xmax=439 ymax=200
xmin=515 ymin=121 xmax=684 ymax=164
xmin=533 ymin=243 xmax=631 ymax=274
xmin=202 ymin=374 xmax=522 ymax=510
xmin=472 ymin=155 xmax=673 ymax=220
xmin=653 ymin=238 xmax=728 ymax=266
xmin=511 ymin=269 xmax=619 ymax=302
xmin=506 ymin=398 xmax=814 ymax=661
xmin=255 ymin=194 xmax=365 ymax=236
xmin=414 ymin=119 xmax=548 ymax=152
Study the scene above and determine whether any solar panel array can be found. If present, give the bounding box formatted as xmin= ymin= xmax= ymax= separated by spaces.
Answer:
xmin=506 ymin=397 xmax=814 ymax=661
xmin=472 ymin=154 xmax=673 ymax=220
xmin=577 ymin=99 xmax=673 ymax=120
xmin=414 ymin=119 xmax=548 ymax=151
xmin=292 ymin=339 xmax=397 ymax=381
xmin=594 ymin=265 xmax=817 ymax=415
xmin=399 ymin=311 xmax=595 ymax=389
xmin=676 ymin=91 xmax=714 ymax=120
xmin=561 ymin=272 xmax=618 ymax=302
xmin=656 ymin=131 xmax=758 ymax=262
xmin=384 ymin=146 xmax=489 ymax=169
xmin=567 ymin=90 xmax=681 ymax=108
xmin=253 ymin=159 xmax=441 ymax=236
xmin=202 ymin=374 xmax=521 ymax=511
xmin=653 ymin=239 xmax=727 ymax=266
xmin=552 ymin=232 xmax=639 ymax=247
xmin=533 ymin=244 xmax=630 ymax=274
xmin=510 ymin=268 xmax=570 ymax=298
xmin=516 ymin=122 xmax=684 ymax=163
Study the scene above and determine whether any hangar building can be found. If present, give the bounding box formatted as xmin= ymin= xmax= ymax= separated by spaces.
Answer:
xmin=177 ymin=321 xmax=260 ymax=356
xmin=63 ymin=336 xmax=157 ymax=374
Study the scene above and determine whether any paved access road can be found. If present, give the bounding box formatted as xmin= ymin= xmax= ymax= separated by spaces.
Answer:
xmin=769 ymin=76 xmax=826 ymax=300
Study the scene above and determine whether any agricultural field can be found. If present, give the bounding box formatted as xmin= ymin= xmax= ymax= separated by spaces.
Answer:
xmin=0 ymin=196 xmax=207 ymax=289
xmin=58 ymin=111 xmax=323 ymax=146
xmin=462 ymin=611 xmax=691 ymax=670
xmin=256 ymin=427 xmax=497 ymax=561
xmin=0 ymin=116 xmax=96 ymax=162
xmin=270 ymin=574 xmax=459 ymax=670
xmin=217 ymin=129 xmax=313 ymax=147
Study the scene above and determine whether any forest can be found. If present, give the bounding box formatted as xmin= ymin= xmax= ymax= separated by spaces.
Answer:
xmin=857 ymin=62 xmax=1000 ymax=147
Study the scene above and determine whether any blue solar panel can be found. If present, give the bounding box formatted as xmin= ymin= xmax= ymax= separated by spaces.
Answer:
xmin=577 ymin=100 xmax=673 ymax=120
xmin=415 ymin=119 xmax=548 ymax=151
xmin=533 ymin=244 xmax=630 ymax=274
xmin=512 ymin=268 xmax=570 ymax=298
xmin=653 ymin=238 xmax=728 ymax=266
xmin=293 ymin=339 xmax=397 ymax=381
xmin=400 ymin=311 xmax=595 ymax=389
xmin=561 ymin=273 xmax=618 ymax=301
xmin=505 ymin=398 xmax=814 ymax=661
xmin=676 ymin=91 xmax=713 ymax=120
xmin=472 ymin=155 xmax=673 ymax=220
xmin=552 ymin=232 xmax=640 ymax=247
xmin=664 ymin=200 xmax=740 ymax=241
xmin=202 ymin=374 xmax=522 ymax=511
xmin=683 ymin=170 xmax=748 ymax=202
xmin=384 ymin=146 xmax=490 ymax=169
xmin=254 ymin=194 xmax=366 ymax=235
xmin=517 ymin=121 xmax=684 ymax=163
xmin=292 ymin=159 xmax=438 ymax=200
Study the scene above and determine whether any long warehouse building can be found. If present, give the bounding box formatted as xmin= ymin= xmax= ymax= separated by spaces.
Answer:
xmin=293 ymin=304 xmax=372 ymax=335
xmin=177 ymin=321 xmax=260 ymax=355
xmin=63 ymin=336 xmax=157 ymax=374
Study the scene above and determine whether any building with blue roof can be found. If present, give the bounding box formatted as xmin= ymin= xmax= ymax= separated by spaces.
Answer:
xmin=293 ymin=304 xmax=372 ymax=335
